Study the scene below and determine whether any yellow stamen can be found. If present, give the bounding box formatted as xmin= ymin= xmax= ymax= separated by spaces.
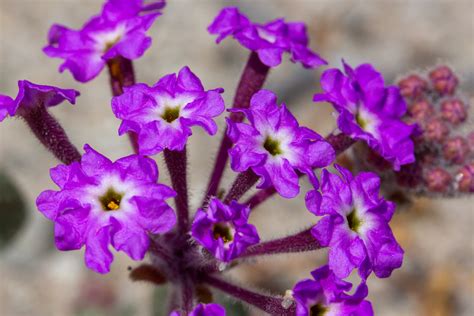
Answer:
xmin=107 ymin=201 xmax=120 ymax=211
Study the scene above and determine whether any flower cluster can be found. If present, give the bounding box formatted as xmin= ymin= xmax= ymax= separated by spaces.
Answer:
xmin=208 ymin=7 xmax=326 ymax=68
xmin=0 ymin=1 xmax=422 ymax=315
xmin=306 ymin=165 xmax=403 ymax=279
xmin=0 ymin=80 xmax=79 ymax=120
xmin=314 ymin=61 xmax=417 ymax=170
xmin=112 ymin=66 xmax=225 ymax=154
xmin=36 ymin=145 xmax=176 ymax=273
xmin=44 ymin=0 xmax=164 ymax=82
xmin=191 ymin=197 xmax=259 ymax=262
xmin=293 ymin=265 xmax=373 ymax=315
xmin=227 ymin=90 xmax=335 ymax=198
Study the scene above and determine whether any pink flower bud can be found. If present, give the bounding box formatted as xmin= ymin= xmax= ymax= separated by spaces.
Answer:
xmin=442 ymin=136 xmax=470 ymax=164
xmin=424 ymin=118 xmax=449 ymax=142
xmin=398 ymin=74 xmax=428 ymax=99
xmin=429 ymin=65 xmax=458 ymax=96
xmin=424 ymin=167 xmax=452 ymax=192
xmin=456 ymin=163 xmax=474 ymax=193
xmin=408 ymin=99 xmax=434 ymax=121
xmin=441 ymin=98 xmax=467 ymax=125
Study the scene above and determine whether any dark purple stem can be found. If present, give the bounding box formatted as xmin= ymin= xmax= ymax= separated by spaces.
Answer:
xmin=202 ymin=52 xmax=269 ymax=204
xmin=241 ymin=227 xmax=321 ymax=258
xmin=164 ymin=148 xmax=189 ymax=233
xmin=245 ymin=133 xmax=355 ymax=210
xmin=325 ymin=132 xmax=355 ymax=155
xmin=223 ymin=169 xmax=260 ymax=204
xmin=106 ymin=56 xmax=139 ymax=153
xmin=180 ymin=276 xmax=194 ymax=314
xmin=203 ymin=275 xmax=295 ymax=315
xmin=21 ymin=106 xmax=81 ymax=165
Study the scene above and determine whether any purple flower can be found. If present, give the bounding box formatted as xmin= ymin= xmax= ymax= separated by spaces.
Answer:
xmin=293 ymin=265 xmax=373 ymax=316
xmin=112 ymin=66 xmax=225 ymax=154
xmin=44 ymin=0 xmax=164 ymax=82
xmin=191 ymin=197 xmax=259 ymax=262
xmin=0 ymin=95 xmax=13 ymax=122
xmin=170 ymin=303 xmax=226 ymax=316
xmin=306 ymin=165 xmax=404 ymax=279
xmin=208 ymin=7 xmax=326 ymax=68
xmin=36 ymin=145 xmax=176 ymax=274
xmin=227 ymin=90 xmax=335 ymax=198
xmin=0 ymin=80 xmax=79 ymax=121
xmin=314 ymin=61 xmax=416 ymax=170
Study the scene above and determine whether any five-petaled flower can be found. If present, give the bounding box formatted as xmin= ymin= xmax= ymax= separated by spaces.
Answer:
xmin=44 ymin=0 xmax=165 ymax=82
xmin=36 ymin=145 xmax=176 ymax=274
xmin=208 ymin=7 xmax=327 ymax=68
xmin=112 ymin=66 xmax=225 ymax=155
xmin=314 ymin=61 xmax=416 ymax=170
xmin=191 ymin=197 xmax=259 ymax=262
xmin=306 ymin=165 xmax=404 ymax=279
xmin=0 ymin=80 xmax=79 ymax=121
xmin=227 ymin=90 xmax=335 ymax=198
xmin=293 ymin=265 xmax=374 ymax=316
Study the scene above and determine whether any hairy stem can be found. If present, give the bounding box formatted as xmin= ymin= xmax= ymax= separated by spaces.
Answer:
xmin=325 ymin=132 xmax=355 ymax=155
xmin=21 ymin=106 xmax=81 ymax=165
xmin=203 ymin=275 xmax=295 ymax=315
xmin=203 ymin=52 xmax=269 ymax=204
xmin=106 ymin=56 xmax=139 ymax=153
xmin=180 ymin=276 xmax=194 ymax=314
xmin=240 ymin=228 xmax=320 ymax=258
xmin=164 ymin=148 xmax=189 ymax=233
xmin=245 ymin=133 xmax=355 ymax=210
xmin=223 ymin=169 xmax=260 ymax=204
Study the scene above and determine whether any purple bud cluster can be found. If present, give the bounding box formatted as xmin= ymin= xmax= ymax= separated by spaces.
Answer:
xmin=354 ymin=65 xmax=473 ymax=195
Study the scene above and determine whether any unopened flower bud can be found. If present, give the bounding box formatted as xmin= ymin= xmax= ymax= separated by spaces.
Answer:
xmin=442 ymin=136 xmax=470 ymax=164
xmin=425 ymin=167 xmax=452 ymax=192
xmin=398 ymin=74 xmax=428 ymax=99
xmin=408 ymin=99 xmax=434 ymax=121
xmin=441 ymin=98 xmax=467 ymax=125
xmin=456 ymin=163 xmax=474 ymax=192
xmin=424 ymin=118 xmax=449 ymax=142
xmin=429 ymin=65 xmax=458 ymax=96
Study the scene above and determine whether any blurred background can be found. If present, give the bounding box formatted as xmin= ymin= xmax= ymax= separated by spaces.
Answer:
xmin=0 ymin=0 xmax=473 ymax=315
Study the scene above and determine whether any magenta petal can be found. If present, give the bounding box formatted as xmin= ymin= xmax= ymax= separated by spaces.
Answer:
xmin=133 ymin=196 xmax=177 ymax=233
xmin=114 ymin=154 xmax=158 ymax=182
xmin=311 ymin=215 xmax=335 ymax=247
xmin=257 ymin=48 xmax=284 ymax=67
xmin=81 ymin=144 xmax=113 ymax=176
xmin=85 ymin=224 xmax=114 ymax=274
xmin=110 ymin=217 xmax=149 ymax=260
xmin=177 ymin=66 xmax=205 ymax=91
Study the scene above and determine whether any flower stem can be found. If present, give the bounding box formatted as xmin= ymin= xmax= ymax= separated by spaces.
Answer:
xmin=164 ymin=148 xmax=189 ymax=233
xmin=203 ymin=275 xmax=295 ymax=315
xmin=180 ymin=276 xmax=194 ymax=314
xmin=202 ymin=52 xmax=269 ymax=204
xmin=21 ymin=105 xmax=81 ymax=165
xmin=325 ymin=132 xmax=355 ymax=154
xmin=223 ymin=169 xmax=260 ymax=204
xmin=245 ymin=133 xmax=355 ymax=210
xmin=240 ymin=228 xmax=321 ymax=258
xmin=106 ymin=56 xmax=139 ymax=153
